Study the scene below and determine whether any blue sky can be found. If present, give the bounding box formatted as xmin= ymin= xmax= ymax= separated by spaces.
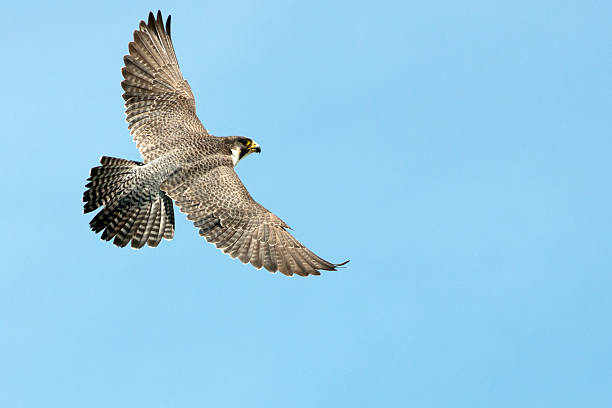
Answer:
xmin=1 ymin=0 xmax=610 ymax=406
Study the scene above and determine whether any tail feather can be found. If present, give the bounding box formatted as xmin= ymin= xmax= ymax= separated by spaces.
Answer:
xmin=100 ymin=204 xmax=129 ymax=241
xmin=90 ymin=200 xmax=122 ymax=234
xmin=163 ymin=194 xmax=175 ymax=239
xmin=83 ymin=156 xmax=174 ymax=248
xmin=114 ymin=206 xmax=140 ymax=248
xmin=147 ymin=200 xmax=164 ymax=247
xmin=131 ymin=204 xmax=152 ymax=249
xmin=99 ymin=156 xmax=138 ymax=166
xmin=140 ymin=200 xmax=160 ymax=247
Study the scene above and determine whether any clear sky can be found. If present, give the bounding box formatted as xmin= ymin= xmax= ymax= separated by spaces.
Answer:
xmin=1 ymin=0 xmax=610 ymax=406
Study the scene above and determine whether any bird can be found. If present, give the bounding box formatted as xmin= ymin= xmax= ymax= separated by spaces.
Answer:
xmin=82 ymin=11 xmax=347 ymax=277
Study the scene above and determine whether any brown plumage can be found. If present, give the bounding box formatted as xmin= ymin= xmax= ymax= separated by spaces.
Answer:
xmin=83 ymin=11 xmax=347 ymax=276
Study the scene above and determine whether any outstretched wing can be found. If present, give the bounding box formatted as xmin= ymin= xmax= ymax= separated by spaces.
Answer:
xmin=121 ymin=11 xmax=208 ymax=162
xmin=162 ymin=163 xmax=347 ymax=276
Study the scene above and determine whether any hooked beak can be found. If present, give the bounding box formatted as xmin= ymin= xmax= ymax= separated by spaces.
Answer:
xmin=250 ymin=142 xmax=261 ymax=153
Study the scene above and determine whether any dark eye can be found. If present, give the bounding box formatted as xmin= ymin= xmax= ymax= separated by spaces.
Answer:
xmin=240 ymin=138 xmax=251 ymax=146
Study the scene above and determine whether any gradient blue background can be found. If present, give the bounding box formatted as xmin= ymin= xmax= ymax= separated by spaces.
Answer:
xmin=1 ymin=1 xmax=610 ymax=406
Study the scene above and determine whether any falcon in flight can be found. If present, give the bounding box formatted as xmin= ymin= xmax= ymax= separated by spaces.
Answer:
xmin=83 ymin=11 xmax=347 ymax=276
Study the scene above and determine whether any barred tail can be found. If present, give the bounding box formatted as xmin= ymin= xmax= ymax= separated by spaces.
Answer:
xmin=83 ymin=156 xmax=174 ymax=249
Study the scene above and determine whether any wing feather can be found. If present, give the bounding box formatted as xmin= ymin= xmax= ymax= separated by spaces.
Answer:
xmin=237 ymin=233 xmax=253 ymax=264
xmin=164 ymin=165 xmax=347 ymax=276
xmin=122 ymin=11 xmax=208 ymax=163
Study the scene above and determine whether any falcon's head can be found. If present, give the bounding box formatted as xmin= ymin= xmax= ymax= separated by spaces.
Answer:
xmin=226 ymin=136 xmax=261 ymax=166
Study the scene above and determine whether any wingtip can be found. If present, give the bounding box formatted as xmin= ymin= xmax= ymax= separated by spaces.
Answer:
xmin=144 ymin=10 xmax=171 ymax=36
xmin=335 ymin=260 xmax=350 ymax=268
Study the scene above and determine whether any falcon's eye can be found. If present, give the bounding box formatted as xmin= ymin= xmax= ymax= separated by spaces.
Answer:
xmin=240 ymin=139 xmax=251 ymax=147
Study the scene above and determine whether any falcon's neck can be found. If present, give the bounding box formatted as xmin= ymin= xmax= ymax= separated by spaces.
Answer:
xmin=230 ymin=146 xmax=241 ymax=166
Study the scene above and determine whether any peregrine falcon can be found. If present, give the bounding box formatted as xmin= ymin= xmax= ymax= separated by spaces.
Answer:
xmin=83 ymin=11 xmax=347 ymax=276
